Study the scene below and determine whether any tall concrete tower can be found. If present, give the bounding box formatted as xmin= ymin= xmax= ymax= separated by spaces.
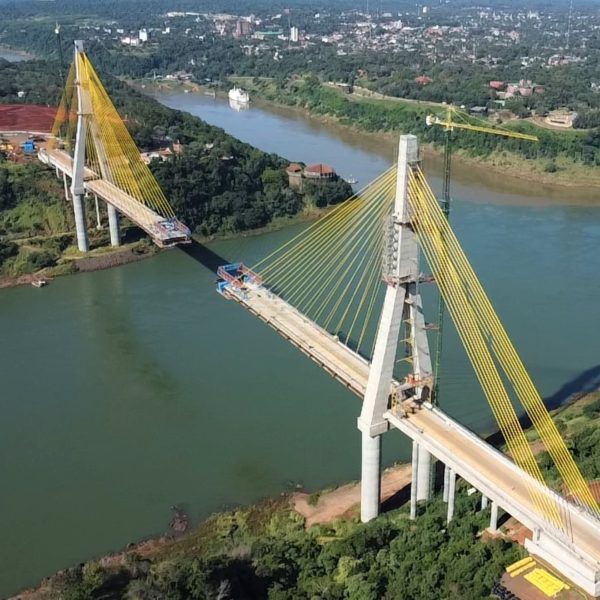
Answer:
xmin=357 ymin=134 xmax=433 ymax=522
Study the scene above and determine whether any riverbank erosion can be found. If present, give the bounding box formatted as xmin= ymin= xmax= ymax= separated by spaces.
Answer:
xmin=12 ymin=392 xmax=600 ymax=599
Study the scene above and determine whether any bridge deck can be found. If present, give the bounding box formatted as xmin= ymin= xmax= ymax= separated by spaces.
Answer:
xmin=224 ymin=283 xmax=600 ymax=572
xmin=39 ymin=148 xmax=190 ymax=247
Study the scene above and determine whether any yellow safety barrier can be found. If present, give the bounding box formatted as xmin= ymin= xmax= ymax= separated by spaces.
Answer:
xmin=524 ymin=568 xmax=570 ymax=597
xmin=507 ymin=556 xmax=535 ymax=573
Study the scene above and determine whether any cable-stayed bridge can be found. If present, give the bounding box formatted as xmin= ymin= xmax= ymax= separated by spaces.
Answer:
xmin=38 ymin=41 xmax=190 ymax=250
xmin=217 ymin=135 xmax=600 ymax=596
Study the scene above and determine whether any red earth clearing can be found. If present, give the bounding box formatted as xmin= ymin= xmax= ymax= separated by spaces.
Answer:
xmin=0 ymin=104 xmax=56 ymax=133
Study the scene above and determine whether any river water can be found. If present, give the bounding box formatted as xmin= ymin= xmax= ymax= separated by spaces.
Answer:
xmin=0 ymin=48 xmax=30 ymax=62
xmin=1 ymin=90 xmax=600 ymax=596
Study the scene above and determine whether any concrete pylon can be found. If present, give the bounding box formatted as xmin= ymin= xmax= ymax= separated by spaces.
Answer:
xmin=361 ymin=432 xmax=382 ymax=522
xmin=358 ymin=135 xmax=419 ymax=523
xmin=107 ymin=203 xmax=120 ymax=246
xmin=70 ymin=40 xmax=89 ymax=252
xmin=481 ymin=495 xmax=489 ymax=511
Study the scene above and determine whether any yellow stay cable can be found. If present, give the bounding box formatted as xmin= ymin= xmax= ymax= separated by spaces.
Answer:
xmin=412 ymin=168 xmax=599 ymax=516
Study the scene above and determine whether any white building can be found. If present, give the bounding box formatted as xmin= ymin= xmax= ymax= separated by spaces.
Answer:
xmin=290 ymin=26 xmax=299 ymax=42
xmin=139 ymin=29 xmax=148 ymax=42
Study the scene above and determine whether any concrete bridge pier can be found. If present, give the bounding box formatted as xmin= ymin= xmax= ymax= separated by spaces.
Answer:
xmin=107 ymin=203 xmax=120 ymax=246
xmin=442 ymin=464 xmax=451 ymax=502
xmin=410 ymin=440 xmax=419 ymax=519
xmin=360 ymin=432 xmax=382 ymax=522
xmin=72 ymin=193 xmax=89 ymax=252
xmin=63 ymin=172 xmax=70 ymax=201
xmin=446 ymin=467 xmax=457 ymax=523
xmin=487 ymin=500 xmax=499 ymax=533
xmin=94 ymin=195 xmax=102 ymax=230
xmin=481 ymin=494 xmax=489 ymax=511
xmin=416 ymin=445 xmax=432 ymax=502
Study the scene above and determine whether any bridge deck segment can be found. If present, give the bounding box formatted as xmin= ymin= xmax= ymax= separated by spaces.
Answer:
xmin=39 ymin=148 xmax=190 ymax=247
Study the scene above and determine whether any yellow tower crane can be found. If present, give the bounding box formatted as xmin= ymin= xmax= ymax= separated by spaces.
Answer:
xmin=425 ymin=104 xmax=539 ymax=406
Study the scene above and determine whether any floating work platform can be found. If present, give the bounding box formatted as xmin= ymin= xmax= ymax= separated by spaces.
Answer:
xmin=216 ymin=263 xmax=263 ymax=296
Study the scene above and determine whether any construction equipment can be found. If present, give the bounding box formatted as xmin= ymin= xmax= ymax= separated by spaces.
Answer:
xmin=425 ymin=104 xmax=538 ymax=407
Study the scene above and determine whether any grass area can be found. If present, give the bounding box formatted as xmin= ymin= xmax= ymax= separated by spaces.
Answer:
xmin=525 ymin=391 xmax=600 ymax=444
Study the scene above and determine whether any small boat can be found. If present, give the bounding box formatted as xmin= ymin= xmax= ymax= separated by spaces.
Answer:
xmin=346 ymin=175 xmax=358 ymax=184
xmin=228 ymin=86 xmax=250 ymax=104
xmin=31 ymin=279 xmax=47 ymax=288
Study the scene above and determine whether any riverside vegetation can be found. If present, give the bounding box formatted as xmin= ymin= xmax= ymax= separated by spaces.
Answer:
xmin=0 ymin=58 xmax=351 ymax=278
xmin=23 ymin=392 xmax=600 ymax=600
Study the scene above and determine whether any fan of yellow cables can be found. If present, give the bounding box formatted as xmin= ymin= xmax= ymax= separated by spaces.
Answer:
xmin=253 ymin=168 xmax=397 ymax=357
xmin=407 ymin=166 xmax=600 ymax=524
xmin=48 ymin=51 xmax=176 ymax=220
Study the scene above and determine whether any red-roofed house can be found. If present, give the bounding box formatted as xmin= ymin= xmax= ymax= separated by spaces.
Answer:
xmin=415 ymin=75 xmax=433 ymax=86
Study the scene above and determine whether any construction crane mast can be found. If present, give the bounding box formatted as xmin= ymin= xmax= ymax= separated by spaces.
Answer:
xmin=55 ymin=22 xmax=66 ymax=87
xmin=426 ymin=104 xmax=539 ymax=406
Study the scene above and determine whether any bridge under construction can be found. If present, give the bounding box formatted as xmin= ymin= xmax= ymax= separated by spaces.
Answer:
xmin=218 ymin=135 xmax=600 ymax=596
xmin=38 ymin=41 xmax=190 ymax=250
xmin=32 ymin=37 xmax=600 ymax=599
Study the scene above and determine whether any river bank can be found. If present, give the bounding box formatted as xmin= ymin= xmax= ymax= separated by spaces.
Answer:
xmin=219 ymin=77 xmax=600 ymax=190
xmin=0 ymin=238 xmax=158 ymax=289
xmin=0 ymin=46 xmax=35 ymax=62
xmin=12 ymin=390 xmax=599 ymax=599
xmin=0 ymin=203 xmax=335 ymax=289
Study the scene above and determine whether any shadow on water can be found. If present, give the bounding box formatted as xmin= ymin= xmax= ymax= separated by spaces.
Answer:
xmin=178 ymin=239 xmax=230 ymax=274
xmin=484 ymin=364 xmax=600 ymax=449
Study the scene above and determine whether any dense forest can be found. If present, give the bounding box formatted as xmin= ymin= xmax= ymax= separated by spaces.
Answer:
xmin=0 ymin=58 xmax=352 ymax=275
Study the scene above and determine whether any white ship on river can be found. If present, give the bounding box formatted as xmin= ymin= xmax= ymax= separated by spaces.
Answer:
xmin=228 ymin=86 xmax=250 ymax=104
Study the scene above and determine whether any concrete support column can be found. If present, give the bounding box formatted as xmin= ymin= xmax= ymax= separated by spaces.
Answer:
xmin=446 ymin=468 xmax=456 ymax=523
xmin=63 ymin=173 xmax=70 ymax=201
xmin=73 ymin=193 xmax=89 ymax=252
xmin=416 ymin=445 xmax=432 ymax=502
xmin=360 ymin=432 xmax=381 ymax=523
xmin=107 ymin=203 xmax=120 ymax=246
xmin=442 ymin=464 xmax=450 ymax=503
xmin=488 ymin=500 xmax=499 ymax=533
xmin=481 ymin=495 xmax=489 ymax=511
xmin=410 ymin=440 xmax=419 ymax=520
xmin=94 ymin=195 xmax=102 ymax=230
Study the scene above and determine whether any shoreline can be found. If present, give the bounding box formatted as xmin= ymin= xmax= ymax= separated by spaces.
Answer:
xmin=0 ymin=45 xmax=35 ymax=60
xmin=0 ymin=243 xmax=156 ymax=290
xmin=0 ymin=207 xmax=333 ymax=290
xmin=253 ymin=96 xmax=600 ymax=190
xmin=209 ymin=77 xmax=600 ymax=191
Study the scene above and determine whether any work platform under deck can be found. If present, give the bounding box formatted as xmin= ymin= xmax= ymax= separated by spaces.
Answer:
xmin=39 ymin=148 xmax=190 ymax=247
xmin=222 ymin=281 xmax=600 ymax=596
